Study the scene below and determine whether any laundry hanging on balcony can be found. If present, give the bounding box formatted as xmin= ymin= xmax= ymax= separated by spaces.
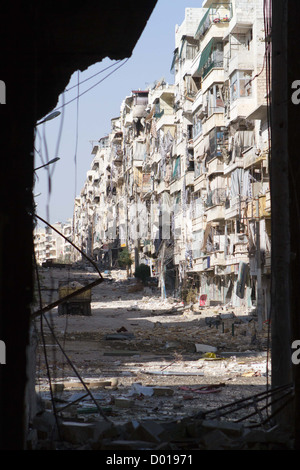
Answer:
xmin=232 ymin=130 xmax=255 ymax=161
xmin=236 ymin=261 xmax=249 ymax=299
xmin=133 ymin=141 xmax=146 ymax=161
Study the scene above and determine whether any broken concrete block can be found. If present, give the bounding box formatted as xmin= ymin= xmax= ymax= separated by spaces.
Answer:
xmin=203 ymin=429 xmax=236 ymax=450
xmin=243 ymin=427 xmax=293 ymax=447
xmin=201 ymin=419 xmax=244 ymax=437
xmin=93 ymin=420 xmax=119 ymax=441
xmin=152 ymin=387 xmax=174 ymax=397
xmin=26 ymin=428 xmax=38 ymax=450
xmin=195 ymin=343 xmax=217 ymax=353
xmin=131 ymin=420 xmax=167 ymax=443
xmin=51 ymin=383 xmax=64 ymax=393
xmin=114 ymin=397 xmax=134 ymax=408
xmin=59 ymin=421 xmax=97 ymax=445
xmin=32 ymin=411 xmax=57 ymax=439
xmin=129 ymin=383 xmax=154 ymax=396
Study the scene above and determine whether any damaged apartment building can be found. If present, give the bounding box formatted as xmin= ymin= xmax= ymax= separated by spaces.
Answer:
xmin=71 ymin=0 xmax=271 ymax=321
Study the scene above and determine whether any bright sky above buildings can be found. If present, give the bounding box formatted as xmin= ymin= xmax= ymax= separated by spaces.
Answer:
xmin=34 ymin=0 xmax=205 ymax=226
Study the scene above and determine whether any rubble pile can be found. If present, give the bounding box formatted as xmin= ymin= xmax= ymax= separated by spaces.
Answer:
xmin=31 ymin=268 xmax=282 ymax=451
xmin=28 ymin=407 xmax=294 ymax=450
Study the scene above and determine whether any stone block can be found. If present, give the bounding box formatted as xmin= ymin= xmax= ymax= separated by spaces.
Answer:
xmin=114 ymin=397 xmax=134 ymax=408
xmin=203 ymin=429 xmax=235 ymax=450
xmin=195 ymin=343 xmax=217 ymax=353
xmin=59 ymin=421 xmax=97 ymax=445
xmin=32 ymin=411 xmax=57 ymax=439
xmin=131 ymin=420 xmax=167 ymax=443
xmin=201 ymin=419 xmax=244 ymax=437
xmin=152 ymin=387 xmax=174 ymax=397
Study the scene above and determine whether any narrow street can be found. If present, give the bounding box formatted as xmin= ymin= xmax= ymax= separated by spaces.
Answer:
xmin=28 ymin=266 xmax=286 ymax=451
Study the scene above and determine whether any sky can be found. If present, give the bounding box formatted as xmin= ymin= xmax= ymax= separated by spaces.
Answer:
xmin=34 ymin=0 xmax=205 ymax=227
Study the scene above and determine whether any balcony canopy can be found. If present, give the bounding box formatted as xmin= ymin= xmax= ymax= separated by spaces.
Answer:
xmin=197 ymin=39 xmax=213 ymax=74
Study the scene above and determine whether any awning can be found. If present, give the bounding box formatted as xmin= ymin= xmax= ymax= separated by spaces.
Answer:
xmin=172 ymin=156 xmax=180 ymax=178
xmin=195 ymin=8 xmax=209 ymax=37
xmin=170 ymin=47 xmax=178 ymax=73
xmin=197 ymin=39 xmax=213 ymax=74
xmin=178 ymin=37 xmax=186 ymax=59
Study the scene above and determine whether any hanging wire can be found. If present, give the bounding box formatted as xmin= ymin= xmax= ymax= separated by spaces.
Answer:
xmin=65 ymin=60 xmax=123 ymax=93
xmin=33 ymin=216 xmax=108 ymax=424
xmin=262 ymin=0 xmax=272 ymax=417
xmin=34 ymin=253 xmax=62 ymax=440
xmin=53 ymin=58 xmax=129 ymax=112
xmin=74 ymin=70 xmax=80 ymax=197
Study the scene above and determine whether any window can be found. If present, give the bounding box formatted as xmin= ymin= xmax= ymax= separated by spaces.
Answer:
xmin=208 ymin=127 xmax=226 ymax=161
xmin=202 ymin=41 xmax=223 ymax=78
xmin=186 ymin=44 xmax=197 ymax=60
xmin=193 ymin=113 xmax=202 ymax=139
xmin=230 ymin=70 xmax=252 ymax=101
xmin=172 ymin=156 xmax=181 ymax=180
xmin=174 ymin=191 xmax=181 ymax=215
xmin=207 ymin=84 xmax=225 ymax=116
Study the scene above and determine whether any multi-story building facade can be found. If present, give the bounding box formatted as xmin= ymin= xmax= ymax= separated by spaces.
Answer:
xmin=70 ymin=0 xmax=270 ymax=320
xmin=34 ymin=220 xmax=73 ymax=265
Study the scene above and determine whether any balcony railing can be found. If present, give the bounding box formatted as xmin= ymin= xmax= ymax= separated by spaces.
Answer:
xmin=205 ymin=188 xmax=226 ymax=208
xmin=195 ymin=3 xmax=232 ymax=39
xmin=202 ymin=58 xmax=224 ymax=79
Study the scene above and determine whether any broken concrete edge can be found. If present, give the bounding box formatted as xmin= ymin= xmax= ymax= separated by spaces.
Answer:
xmin=28 ymin=411 xmax=295 ymax=450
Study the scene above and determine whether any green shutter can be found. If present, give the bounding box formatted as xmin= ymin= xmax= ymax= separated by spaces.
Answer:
xmin=179 ymin=38 xmax=186 ymax=59
xmin=197 ymin=39 xmax=213 ymax=74
xmin=170 ymin=48 xmax=178 ymax=73
xmin=195 ymin=8 xmax=210 ymax=37
xmin=172 ymin=157 xmax=180 ymax=179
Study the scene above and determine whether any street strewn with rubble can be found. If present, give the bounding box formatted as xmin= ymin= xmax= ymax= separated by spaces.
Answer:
xmin=27 ymin=266 xmax=294 ymax=450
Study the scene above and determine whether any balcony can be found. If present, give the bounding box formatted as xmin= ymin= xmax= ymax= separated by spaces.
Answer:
xmin=185 ymin=171 xmax=194 ymax=187
xmin=170 ymin=177 xmax=182 ymax=195
xmin=265 ymin=189 xmax=271 ymax=213
xmin=191 ymin=90 xmax=203 ymax=113
xmin=209 ymin=251 xmax=225 ymax=268
xmin=202 ymin=113 xmax=225 ymax=135
xmin=195 ymin=3 xmax=232 ymax=41
xmin=155 ymin=112 xmax=176 ymax=132
xmin=226 ymin=97 xmax=254 ymax=123
xmin=225 ymin=195 xmax=240 ymax=220
xmin=223 ymin=156 xmax=244 ymax=175
xmin=182 ymin=98 xmax=193 ymax=116
xmin=205 ymin=188 xmax=226 ymax=221
xmin=225 ymin=252 xmax=249 ymax=267
xmin=201 ymin=68 xmax=224 ymax=95
xmin=194 ymin=172 xmax=207 ymax=192
xmin=224 ymin=49 xmax=253 ymax=78
xmin=207 ymin=156 xmax=224 ymax=176
xmin=206 ymin=204 xmax=225 ymax=222
xmin=243 ymin=146 xmax=267 ymax=169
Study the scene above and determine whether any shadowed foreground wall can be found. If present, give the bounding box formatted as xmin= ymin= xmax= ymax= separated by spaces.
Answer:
xmin=0 ymin=0 xmax=157 ymax=449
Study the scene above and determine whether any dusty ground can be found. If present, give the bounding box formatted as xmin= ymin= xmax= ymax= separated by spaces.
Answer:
xmin=32 ymin=266 xmax=271 ymax=427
